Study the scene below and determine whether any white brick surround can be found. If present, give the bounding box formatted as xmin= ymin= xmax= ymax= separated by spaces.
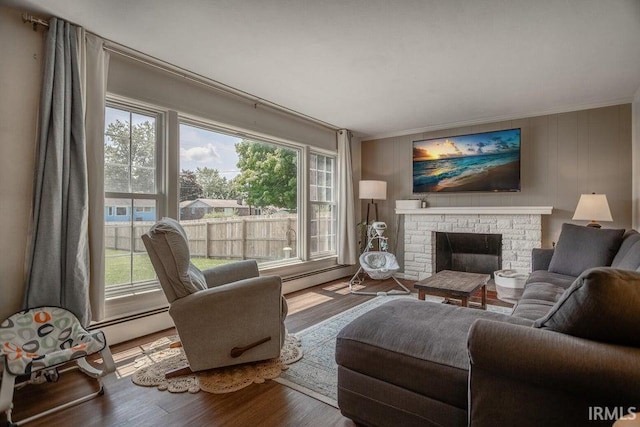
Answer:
xmin=398 ymin=207 xmax=553 ymax=281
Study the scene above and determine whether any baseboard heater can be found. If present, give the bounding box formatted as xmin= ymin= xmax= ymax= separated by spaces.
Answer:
xmin=89 ymin=265 xmax=351 ymax=331
xmin=89 ymin=306 xmax=169 ymax=331
xmin=282 ymin=264 xmax=350 ymax=282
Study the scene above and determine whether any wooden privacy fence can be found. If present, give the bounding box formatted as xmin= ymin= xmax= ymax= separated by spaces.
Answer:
xmin=105 ymin=215 xmax=298 ymax=261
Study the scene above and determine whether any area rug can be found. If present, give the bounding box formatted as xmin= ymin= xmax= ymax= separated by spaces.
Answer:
xmin=274 ymin=294 xmax=512 ymax=408
xmin=132 ymin=334 xmax=303 ymax=394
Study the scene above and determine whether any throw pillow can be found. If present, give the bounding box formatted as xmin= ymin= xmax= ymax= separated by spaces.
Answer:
xmin=534 ymin=267 xmax=640 ymax=347
xmin=611 ymin=230 xmax=640 ymax=270
xmin=547 ymin=223 xmax=624 ymax=277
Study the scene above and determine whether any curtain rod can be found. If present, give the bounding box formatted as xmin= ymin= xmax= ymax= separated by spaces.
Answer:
xmin=103 ymin=43 xmax=340 ymax=132
xmin=22 ymin=13 xmax=48 ymax=29
xmin=20 ymin=12 xmax=340 ymax=133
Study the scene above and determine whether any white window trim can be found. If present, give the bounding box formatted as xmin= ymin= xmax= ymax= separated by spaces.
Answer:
xmin=104 ymin=98 xmax=166 ymax=307
xmin=309 ymin=151 xmax=338 ymax=258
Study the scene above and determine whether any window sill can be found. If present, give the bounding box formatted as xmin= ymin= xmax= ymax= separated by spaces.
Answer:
xmin=103 ymin=257 xmax=346 ymax=320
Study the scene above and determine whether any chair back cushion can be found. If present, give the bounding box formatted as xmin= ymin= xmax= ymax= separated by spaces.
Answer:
xmin=534 ymin=267 xmax=640 ymax=347
xmin=142 ymin=217 xmax=206 ymax=302
xmin=547 ymin=223 xmax=624 ymax=277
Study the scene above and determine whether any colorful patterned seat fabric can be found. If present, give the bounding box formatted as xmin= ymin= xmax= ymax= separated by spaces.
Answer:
xmin=0 ymin=306 xmax=107 ymax=376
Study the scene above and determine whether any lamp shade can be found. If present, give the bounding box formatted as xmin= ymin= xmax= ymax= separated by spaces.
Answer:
xmin=572 ymin=193 xmax=613 ymax=222
xmin=359 ymin=180 xmax=387 ymax=200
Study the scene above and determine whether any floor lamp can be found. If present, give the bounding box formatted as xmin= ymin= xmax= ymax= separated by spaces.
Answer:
xmin=359 ymin=180 xmax=387 ymax=224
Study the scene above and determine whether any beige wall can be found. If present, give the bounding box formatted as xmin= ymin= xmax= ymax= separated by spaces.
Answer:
xmin=107 ymin=55 xmax=336 ymax=152
xmin=361 ymin=104 xmax=633 ymax=269
xmin=0 ymin=8 xmax=43 ymax=320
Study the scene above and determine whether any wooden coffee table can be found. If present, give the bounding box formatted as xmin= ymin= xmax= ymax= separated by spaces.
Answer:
xmin=414 ymin=270 xmax=490 ymax=309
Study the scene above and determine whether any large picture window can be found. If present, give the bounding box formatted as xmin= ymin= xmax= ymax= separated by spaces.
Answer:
xmin=102 ymin=102 xmax=339 ymax=307
xmin=178 ymin=122 xmax=300 ymax=265
xmin=104 ymin=104 xmax=162 ymax=298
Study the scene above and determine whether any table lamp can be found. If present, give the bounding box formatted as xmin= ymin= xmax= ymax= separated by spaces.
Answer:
xmin=572 ymin=193 xmax=613 ymax=228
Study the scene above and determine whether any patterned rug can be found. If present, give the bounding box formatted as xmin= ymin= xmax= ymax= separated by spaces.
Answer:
xmin=132 ymin=334 xmax=303 ymax=394
xmin=274 ymin=294 xmax=512 ymax=408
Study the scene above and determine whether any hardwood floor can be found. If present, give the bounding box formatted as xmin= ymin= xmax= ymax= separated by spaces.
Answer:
xmin=4 ymin=277 xmax=511 ymax=427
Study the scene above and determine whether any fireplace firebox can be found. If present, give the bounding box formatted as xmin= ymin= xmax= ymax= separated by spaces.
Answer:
xmin=435 ymin=232 xmax=501 ymax=276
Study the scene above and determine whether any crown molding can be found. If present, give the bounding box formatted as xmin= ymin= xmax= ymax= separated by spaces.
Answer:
xmin=363 ymin=97 xmax=634 ymax=141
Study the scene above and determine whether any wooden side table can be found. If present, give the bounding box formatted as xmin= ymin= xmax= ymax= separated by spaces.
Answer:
xmin=414 ymin=270 xmax=490 ymax=309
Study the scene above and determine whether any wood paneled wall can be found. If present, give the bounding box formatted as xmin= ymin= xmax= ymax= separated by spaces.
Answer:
xmin=361 ymin=104 xmax=632 ymax=270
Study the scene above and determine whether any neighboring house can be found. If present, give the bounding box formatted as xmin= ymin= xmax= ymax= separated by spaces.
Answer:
xmin=179 ymin=198 xmax=251 ymax=220
xmin=105 ymin=198 xmax=156 ymax=222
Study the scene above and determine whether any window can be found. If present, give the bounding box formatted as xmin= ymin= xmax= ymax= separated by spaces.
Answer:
xmin=309 ymin=153 xmax=337 ymax=256
xmin=178 ymin=122 xmax=300 ymax=265
xmin=104 ymin=104 xmax=162 ymax=299
xmin=102 ymin=101 xmax=339 ymax=309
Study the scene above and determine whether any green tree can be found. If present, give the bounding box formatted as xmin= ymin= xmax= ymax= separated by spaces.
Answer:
xmin=105 ymin=120 xmax=155 ymax=193
xmin=235 ymin=140 xmax=297 ymax=210
xmin=195 ymin=167 xmax=239 ymax=199
xmin=179 ymin=169 xmax=203 ymax=201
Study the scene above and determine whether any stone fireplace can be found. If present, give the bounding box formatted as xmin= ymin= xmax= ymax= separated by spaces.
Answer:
xmin=395 ymin=206 xmax=553 ymax=280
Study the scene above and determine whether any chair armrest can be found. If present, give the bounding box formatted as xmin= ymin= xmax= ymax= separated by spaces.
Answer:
xmin=468 ymin=319 xmax=640 ymax=426
xmin=201 ymin=259 xmax=260 ymax=288
xmin=169 ymin=275 xmax=284 ymax=370
xmin=531 ymin=247 xmax=554 ymax=271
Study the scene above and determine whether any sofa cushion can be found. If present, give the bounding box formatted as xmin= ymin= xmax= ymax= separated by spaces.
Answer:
xmin=534 ymin=267 xmax=640 ymax=347
xmin=611 ymin=230 xmax=640 ymax=270
xmin=526 ymin=270 xmax=576 ymax=290
xmin=335 ymin=299 xmax=532 ymax=409
xmin=548 ymin=223 xmax=624 ymax=277
xmin=511 ymin=282 xmax=567 ymax=321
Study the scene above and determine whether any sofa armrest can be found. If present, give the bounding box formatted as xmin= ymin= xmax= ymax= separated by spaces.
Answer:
xmin=201 ymin=259 xmax=260 ymax=288
xmin=531 ymin=247 xmax=554 ymax=271
xmin=468 ymin=319 xmax=640 ymax=426
xmin=170 ymin=275 xmax=284 ymax=370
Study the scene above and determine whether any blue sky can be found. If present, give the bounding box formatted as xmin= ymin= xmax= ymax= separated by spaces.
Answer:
xmin=179 ymin=124 xmax=241 ymax=177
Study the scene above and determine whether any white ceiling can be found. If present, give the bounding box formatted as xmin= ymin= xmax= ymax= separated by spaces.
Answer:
xmin=7 ymin=0 xmax=640 ymax=138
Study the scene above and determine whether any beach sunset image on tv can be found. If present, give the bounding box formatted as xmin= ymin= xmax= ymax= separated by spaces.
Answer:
xmin=413 ymin=128 xmax=521 ymax=193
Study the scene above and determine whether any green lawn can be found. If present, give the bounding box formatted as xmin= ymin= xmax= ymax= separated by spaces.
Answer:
xmin=105 ymin=249 xmax=232 ymax=287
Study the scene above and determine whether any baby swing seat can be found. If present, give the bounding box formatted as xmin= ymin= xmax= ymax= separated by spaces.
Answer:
xmin=0 ymin=306 xmax=115 ymax=426
xmin=349 ymin=222 xmax=410 ymax=296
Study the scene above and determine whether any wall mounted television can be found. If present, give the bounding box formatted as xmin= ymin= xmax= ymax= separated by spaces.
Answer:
xmin=413 ymin=128 xmax=521 ymax=193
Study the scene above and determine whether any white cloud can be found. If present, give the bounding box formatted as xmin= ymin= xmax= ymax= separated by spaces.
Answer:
xmin=180 ymin=143 xmax=220 ymax=163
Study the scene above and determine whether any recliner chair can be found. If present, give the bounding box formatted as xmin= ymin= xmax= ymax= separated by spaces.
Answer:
xmin=141 ymin=217 xmax=287 ymax=373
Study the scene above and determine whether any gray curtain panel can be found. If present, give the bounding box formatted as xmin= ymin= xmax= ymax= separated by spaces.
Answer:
xmin=338 ymin=129 xmax=357 ymax=265
xmin=24 ymin=17 xmax=91 ymax=326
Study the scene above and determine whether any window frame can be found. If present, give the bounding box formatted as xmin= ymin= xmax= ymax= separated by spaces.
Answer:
xmin=178 ymin=117 xmax=306 ymax=266
xmin=102 ymin=98 xmax=341 ymax=318
xmin=103 ymin=99 xmax=166 ymax=302
xmin=309 ymin=151 xmax=338 ymax=258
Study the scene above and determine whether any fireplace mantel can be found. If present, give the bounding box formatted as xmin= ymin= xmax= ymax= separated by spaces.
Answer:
xmin=396 ymin=206 xmax=553 ymax=215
